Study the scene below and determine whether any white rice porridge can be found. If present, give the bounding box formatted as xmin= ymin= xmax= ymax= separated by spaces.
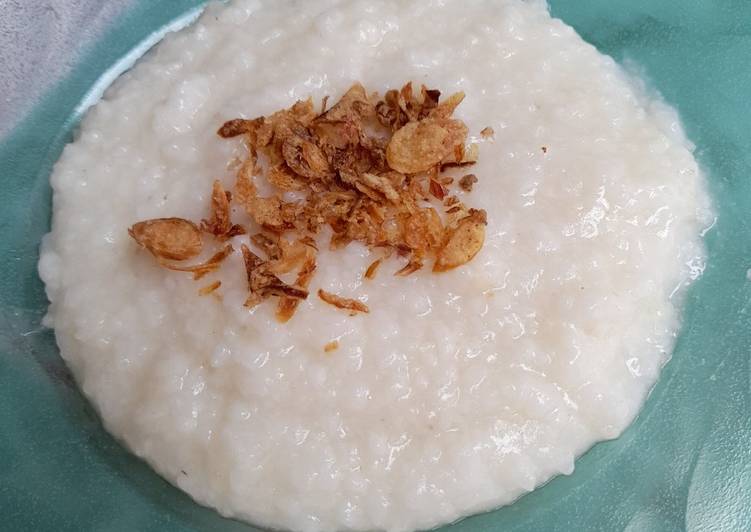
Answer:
xmin=39 ymin=0 xmax=712 ymax=531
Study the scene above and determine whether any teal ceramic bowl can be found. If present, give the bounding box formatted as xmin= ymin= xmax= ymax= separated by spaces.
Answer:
xmin=2 ymin=1 xmax=750 ymax=530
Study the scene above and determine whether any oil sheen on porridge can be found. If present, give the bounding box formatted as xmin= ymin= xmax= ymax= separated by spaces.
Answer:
xmin=38 ymin=1 xmax=712 ymax=531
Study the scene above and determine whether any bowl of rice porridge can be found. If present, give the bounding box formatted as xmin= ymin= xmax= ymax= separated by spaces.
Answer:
xmin=3 ymin=0 xmax=751 ymax=531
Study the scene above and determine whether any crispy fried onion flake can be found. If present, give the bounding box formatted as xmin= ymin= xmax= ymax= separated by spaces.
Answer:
xmin=128 ymin=81 xmax=488 ymax=321
xmin=129 ymin=218 xmax=203 ymax=261
xmin=160 ymin=244 xmax=234 ymax=280
xmin=202 ymin=180 xmax=246 ymax=240
xmin=318 ymin=289 xmax=369 ymax=315
xmin=241 ymin=243 xmax=310 ymax=308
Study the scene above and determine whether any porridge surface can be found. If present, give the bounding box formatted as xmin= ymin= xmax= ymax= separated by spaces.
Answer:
xmin=39 ymin=0 xmax=711 ymax=530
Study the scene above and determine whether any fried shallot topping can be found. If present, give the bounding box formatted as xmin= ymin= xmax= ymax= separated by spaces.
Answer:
xmin=201 ymin=179 xmax=246 ymax=240
xmin=458 ymin=173 xmax=478 ymax=192
xmin=364 ymin=258 xmax=383 ymax=280
xmin=480 ymin=126 xmax=495 ymax=139
xmin=324 ymin=340 xmax=339 ymax=353
xmin=129 ymin=218 xmax=203 ymax=261
xmin=160 ymin=244 xmax=234 ymax=280
xmin=276 ymin=252 xmax=317 ymax=323
xmin=198 ymin=280 xmax=222 ymax=296
xmin=128 ymin=81 xmax=488 ymax=321
xmin=241 ymin=244 xmax=309 ymax=308
xmin=318 ymin=289 xmax=370 ymax=315
xmin=434 ymin=209 xmax=487 ymax=272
